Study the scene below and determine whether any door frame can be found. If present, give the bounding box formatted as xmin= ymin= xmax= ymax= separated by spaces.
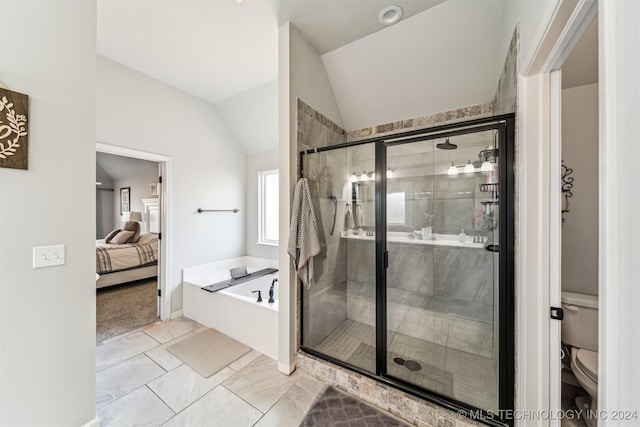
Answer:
xmin=96 ymin=142 xmax=172 ymax=321
xmin=517 ymin=0 xmax=597 ymax=423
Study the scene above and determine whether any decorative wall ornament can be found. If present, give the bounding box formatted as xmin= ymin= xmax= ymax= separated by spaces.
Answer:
xmin=0 ymin=88 xmax=29 ymax=170
xmin=561 ymin=160 xmax=574 ymax=223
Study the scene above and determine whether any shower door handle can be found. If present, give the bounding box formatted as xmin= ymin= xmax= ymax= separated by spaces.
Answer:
xmin=384 ymin=250 xmax=389 ymax=269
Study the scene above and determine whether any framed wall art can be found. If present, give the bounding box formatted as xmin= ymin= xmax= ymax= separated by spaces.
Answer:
xmin=0 ymin=87 xmax=29 ymax=170
xmin=120 ymin=187 xmax=130 ymax=215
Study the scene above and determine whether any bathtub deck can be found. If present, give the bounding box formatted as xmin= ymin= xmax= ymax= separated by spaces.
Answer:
xmin=183 ymin=256 xmax=279 ymax=360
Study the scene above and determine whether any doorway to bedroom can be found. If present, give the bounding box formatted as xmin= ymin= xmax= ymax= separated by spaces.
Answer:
xmin=95 ymin=146 xmax=169 ymax=343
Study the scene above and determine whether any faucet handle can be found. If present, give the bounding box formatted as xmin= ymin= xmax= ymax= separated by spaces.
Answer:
xmin=251 ymin=290 xmax=263 ymax=302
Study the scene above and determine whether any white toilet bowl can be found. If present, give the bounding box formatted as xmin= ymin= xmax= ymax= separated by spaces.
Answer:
xmin=561 ymin=291 xmax=599 ymax=427
xmin=569 ymin=334 xmax=598 ymax=427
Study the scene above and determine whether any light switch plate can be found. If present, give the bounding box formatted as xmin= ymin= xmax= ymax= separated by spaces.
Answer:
xmin=33 ymin=244 xmax=65 ymax=268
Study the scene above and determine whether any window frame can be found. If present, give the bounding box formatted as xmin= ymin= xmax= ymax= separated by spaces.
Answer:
xmin=258 ymin=169 xmax=279 ymax=246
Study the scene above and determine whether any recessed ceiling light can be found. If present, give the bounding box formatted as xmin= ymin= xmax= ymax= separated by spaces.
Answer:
xmin=378 ymin=5 xmax=403 ymax=26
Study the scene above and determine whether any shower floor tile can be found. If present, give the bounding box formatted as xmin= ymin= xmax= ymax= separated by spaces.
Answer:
xmin=311 ymin=319 xmax=498 ymax=412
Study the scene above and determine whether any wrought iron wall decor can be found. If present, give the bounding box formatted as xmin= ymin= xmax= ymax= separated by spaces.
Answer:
xmin=561 ymin=160 xmax=574 ymax=223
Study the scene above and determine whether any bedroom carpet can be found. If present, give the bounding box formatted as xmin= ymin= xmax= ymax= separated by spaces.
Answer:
xmin=96 ymin=279 xmax=158 ymax=343
xmin=166 ymin=328 xmax=251 ymax=378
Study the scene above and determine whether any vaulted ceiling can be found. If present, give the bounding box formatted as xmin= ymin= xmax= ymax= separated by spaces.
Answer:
xmin=97 ymin=0 xmax=510 ymax=154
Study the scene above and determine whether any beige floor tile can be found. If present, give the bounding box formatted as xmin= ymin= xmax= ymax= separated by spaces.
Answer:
xmin=254 ymin=388 xmax=307 ymax=427
xmin=223 ymin=355 xmax=299 ymax=412
xmin=143 ymin=319 xmax=199 ymax=344
xmin=147 ymin=364 xmax=235 ymax=412
xmin=97 ymin=386 xmax=174 ymax=427
xmin=228 ymin=349 xmax=262 ymax=371
xmin=96 ymin=331 xmax=159 ymax=372
xmin=144 ymin=325 xmax=208 ymax=371
xmin=162 ymin=386 xmax=262 ymax=427
xmin=96 ymin=354 xmax=165 ymax=409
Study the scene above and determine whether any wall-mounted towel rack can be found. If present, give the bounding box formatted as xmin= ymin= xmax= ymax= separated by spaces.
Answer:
xmin=197 ymin=208 xmax=239 ymax=213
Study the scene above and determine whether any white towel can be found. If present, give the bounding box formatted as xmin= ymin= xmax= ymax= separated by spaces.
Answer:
xmin=355 ymin=204 xmax=364 ymax=228
xmin=344 ymin=204 xmax=354 ymax=230
xmin=287 ymin=178 xmax=321 ymax=289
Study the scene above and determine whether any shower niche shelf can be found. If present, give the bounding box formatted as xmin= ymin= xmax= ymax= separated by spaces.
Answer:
xmin=480 ymin=183 xmax=499 ymax=192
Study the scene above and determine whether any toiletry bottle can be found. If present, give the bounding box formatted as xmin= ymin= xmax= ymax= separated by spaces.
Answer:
xmin=459 ymin=229 xmax=466 ymax=243
xmin=487 ymin=163 xmax=499 ymax=184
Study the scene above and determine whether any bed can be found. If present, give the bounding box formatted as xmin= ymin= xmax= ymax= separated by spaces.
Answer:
xmin=96 ymin=233 xmax=159 ymax=289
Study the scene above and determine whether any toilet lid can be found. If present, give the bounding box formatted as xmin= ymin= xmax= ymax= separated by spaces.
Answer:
xmin=576 ymin=349 xmax=598 ymax=383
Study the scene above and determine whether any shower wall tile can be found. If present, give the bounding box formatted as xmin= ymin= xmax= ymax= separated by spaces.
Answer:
xmin=346 ymin=280 xmax=375 ymax=298
xmin=298 ymin=100 xmax=349 ymax=349
xmin=433 ymin=247 xmax=493 ymax=305
xmin=446 ymin=315 xmax=493 ymax=358
xmin=492 ymin=27 xmax=519 ymax=115
xmin=396 ymin=307 xmax=449 ymax=346
xmin=346 ymin=293 xmax=373 ymax=324
xmin=387 ymin=244 xmax=434 ymax=296
xmin=297 ymin=99 xmax=346 ymax=148
xmin=346 ymin=239 xmax=376 ymax=284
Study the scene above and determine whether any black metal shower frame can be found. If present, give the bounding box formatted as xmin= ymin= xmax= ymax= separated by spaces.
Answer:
xmin=299 ymin=114 xmax=515 ymax=426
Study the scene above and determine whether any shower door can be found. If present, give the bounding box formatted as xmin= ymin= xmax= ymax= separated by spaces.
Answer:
xmin=300 ymin=115 xmax=514 ymax=422
xmin=383 ymin=126 xmax=504 ymax=412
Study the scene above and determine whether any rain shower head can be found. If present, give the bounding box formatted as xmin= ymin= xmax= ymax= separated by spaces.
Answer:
xmin=436 ymin=138 xmax=457 ymax=150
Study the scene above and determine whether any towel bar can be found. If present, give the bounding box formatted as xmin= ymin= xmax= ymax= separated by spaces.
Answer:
xmin=197 ymin=208 xmax=239 ymax=213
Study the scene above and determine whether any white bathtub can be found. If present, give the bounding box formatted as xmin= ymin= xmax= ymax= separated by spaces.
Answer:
xmin=183 ymin=256 xmax=279 ymax=359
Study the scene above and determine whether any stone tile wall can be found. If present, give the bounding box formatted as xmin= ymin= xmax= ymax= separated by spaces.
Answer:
xmin=297 ymin=351 xmax=486 ymax=427
xmin=346 ymin=103 xmax=494 ymax=143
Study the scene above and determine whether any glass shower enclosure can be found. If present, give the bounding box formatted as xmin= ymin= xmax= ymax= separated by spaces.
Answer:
xmin=300 ymin=115 xmax=515 ymax=423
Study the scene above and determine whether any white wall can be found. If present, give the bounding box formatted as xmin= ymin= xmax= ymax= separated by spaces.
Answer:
xmin=246 ymin=150 xmax=278 ymax=260
xmin=322 ymin=0 xmax=504 ymax=130
xmin=215 ymin=80 xmax=278 ymax=154
xmin=0 ymin=1 xmax=98 ymax=426
xmin=96 ymin=56 xmax=247 ymax=313
xmin=113 ymin=172 xmax=158 ymax=231
xmin=599 ymin=0 xmax=640 ymax=418
xmin=278 ymin=22 xmax=345 ymax=372
xmin=500 ymin=0 xmax=561 ymax=73
xmin=561 ymin=83 xmax=598 ymax=296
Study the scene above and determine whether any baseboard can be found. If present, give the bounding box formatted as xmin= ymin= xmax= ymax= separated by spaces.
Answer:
xmin=278 ymin=361 xmax=297 ymax=375
xmin=170 ymin=309 xmax=184 ymax=320
xmin=81 ymin=416 xmax=100 ymax=427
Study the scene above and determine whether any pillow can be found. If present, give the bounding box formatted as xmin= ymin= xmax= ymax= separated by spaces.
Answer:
xmin=111 ymin=230 xmax=135 ymax=245
xmin=123 ymin=221 xmax=141 ymax=243
xmin=137 ymin=233 xmax=158 ymax=244
xmin=104 ymin=229 xmax=121 ymax=243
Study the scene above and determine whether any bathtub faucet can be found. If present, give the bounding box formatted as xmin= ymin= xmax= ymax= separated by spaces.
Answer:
xmin=251 ymin=290 xmax=263 ymax=303
xmin=268 ymin=278 xmax=277 ymax=304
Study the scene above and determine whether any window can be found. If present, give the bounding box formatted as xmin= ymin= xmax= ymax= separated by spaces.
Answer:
xmin=258 ymin=169 xmax=279 ymax=245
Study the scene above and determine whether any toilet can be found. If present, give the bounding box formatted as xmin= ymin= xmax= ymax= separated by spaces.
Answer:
xmin=561 ymin=291 xmax=598 ymax=427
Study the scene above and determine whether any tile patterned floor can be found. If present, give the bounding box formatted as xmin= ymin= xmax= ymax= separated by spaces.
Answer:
xmin=312 ymin=319 xmax=498 ymax=412
xmin=96 ymin=317 xmax=326 ymax=427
